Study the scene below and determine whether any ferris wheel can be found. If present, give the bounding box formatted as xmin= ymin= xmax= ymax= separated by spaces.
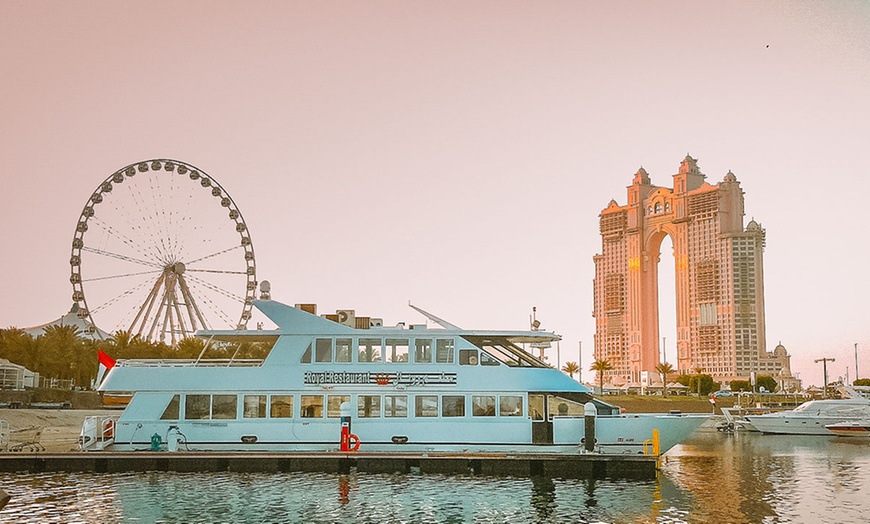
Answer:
xmin=69 ymin=159 xmax=257 ymax=345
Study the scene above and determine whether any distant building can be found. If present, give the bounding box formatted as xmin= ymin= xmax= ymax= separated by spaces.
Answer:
xmin=0 ymin=359 xmax=39 ymax=390
xmin=23 ymin=303 xmax=111 ymax=340
xmin=592 ymin=155 xmax=799 ymax=388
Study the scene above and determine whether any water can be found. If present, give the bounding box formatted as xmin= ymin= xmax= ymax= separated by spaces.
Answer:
xmin=2 ymin=431 xmax=868 ymax=523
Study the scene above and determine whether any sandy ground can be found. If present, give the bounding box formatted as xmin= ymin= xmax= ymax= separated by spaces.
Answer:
xmin=1 ymin=409 xmax=119 ymax=452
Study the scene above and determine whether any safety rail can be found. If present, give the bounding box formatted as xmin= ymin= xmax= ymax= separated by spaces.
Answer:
xmin=642 ymin=428 xmax=661 ymax=457
xmin=117 ymin=358 xmax=263 ymax=368
xmin=80 ymin=415 xmax=120 ymax=451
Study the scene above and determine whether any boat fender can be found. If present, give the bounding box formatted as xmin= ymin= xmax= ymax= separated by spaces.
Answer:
xmin=347 ymin=433 xmax=361 ymax=452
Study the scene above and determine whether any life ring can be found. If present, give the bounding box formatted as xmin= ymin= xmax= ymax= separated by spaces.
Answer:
xmin=103 ymin=419 xmax=115 ymax=440
xmin=347 ymin=433 xmax=361 ymax=452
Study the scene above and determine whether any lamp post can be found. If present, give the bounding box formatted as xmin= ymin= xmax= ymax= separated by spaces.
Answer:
xmin=815 ymin=357 xmax=835 ymax=398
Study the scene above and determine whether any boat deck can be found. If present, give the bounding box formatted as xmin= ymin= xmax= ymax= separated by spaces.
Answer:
xmin=0 ymin=451 xmax=658 ymax=479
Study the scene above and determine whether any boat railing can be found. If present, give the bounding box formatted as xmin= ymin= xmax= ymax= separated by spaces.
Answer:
xmin=116 ymin=358 xmax=264 ymax=368
xmin=80 ymin=414 xmax=120 ymax=451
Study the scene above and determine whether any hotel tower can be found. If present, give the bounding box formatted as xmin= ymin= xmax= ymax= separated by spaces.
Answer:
xmin=592 ymin=155 xmax=784 ymax=387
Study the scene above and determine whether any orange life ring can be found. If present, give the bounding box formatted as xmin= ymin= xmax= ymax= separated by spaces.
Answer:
xmin=347 ymin=433 xmax=360 ymax=452
xmin=103 ymin=420 xmax=115 ymax=440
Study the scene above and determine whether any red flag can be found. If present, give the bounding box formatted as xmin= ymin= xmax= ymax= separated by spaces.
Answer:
xmin=95 ymin=350 xmax=116 ymax=386
xmin=98 ymin=350 xmax=116 ymax=370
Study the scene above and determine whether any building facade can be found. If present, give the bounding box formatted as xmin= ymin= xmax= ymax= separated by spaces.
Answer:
xmin=592 ymin=155 xmax=792 ymax=387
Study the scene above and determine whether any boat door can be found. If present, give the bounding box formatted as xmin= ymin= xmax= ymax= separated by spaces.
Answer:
xmin=529 ymin=393 xmax=552 ymax=444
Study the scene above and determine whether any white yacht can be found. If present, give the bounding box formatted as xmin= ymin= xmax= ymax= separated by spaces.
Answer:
xmin=83 ymin=299 xmax=706 ymax=455
xmin=743 ymin=398 xmax=870 ymax=436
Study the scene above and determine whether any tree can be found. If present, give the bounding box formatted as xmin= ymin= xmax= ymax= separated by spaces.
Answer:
xmin=730 ymin=379 xmax=751 ymax=392
xmin=695 ymin=366 xmax=704 ymax=397
xmin=854 ymin=378 xmax=870 ymax=386
xmin=590 ymin=358 xmax=613 ymax=395
xmin=655 ymin=362 xmax=675 ymax=398
xmin=562 ymin=361 xmax=580 ymax=379
xmin=756 ymin=375 xmax=778 ymax=393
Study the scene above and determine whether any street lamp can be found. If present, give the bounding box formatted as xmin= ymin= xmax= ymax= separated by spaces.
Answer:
xmin=815 ymin=357 xmax=835 ymax=398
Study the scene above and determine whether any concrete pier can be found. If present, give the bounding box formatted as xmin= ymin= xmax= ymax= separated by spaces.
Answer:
xmin=0 ymin=451 xmax=658 ymax=479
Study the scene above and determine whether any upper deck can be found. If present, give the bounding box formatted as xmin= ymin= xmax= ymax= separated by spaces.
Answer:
xmin=100 ymin=300 xmax=587 ymax=395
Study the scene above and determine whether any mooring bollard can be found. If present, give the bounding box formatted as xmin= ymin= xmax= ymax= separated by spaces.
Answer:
xmin=584 ymin=402 xmax=597 ymax=452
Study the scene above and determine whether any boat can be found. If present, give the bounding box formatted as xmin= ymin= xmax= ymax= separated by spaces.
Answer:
xmin=825 ymin=421 xmax=870 ymax=437
xmin=81 ymin=299 xmax=707 ymax=455
xmin=743 ymin=398 xmax=870 ymax=436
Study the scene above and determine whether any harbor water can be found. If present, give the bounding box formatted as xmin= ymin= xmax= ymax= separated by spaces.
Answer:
xmin=2 ymin=430 xmax=868 ymax=523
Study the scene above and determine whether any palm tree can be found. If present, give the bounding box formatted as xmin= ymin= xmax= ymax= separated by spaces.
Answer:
xmin=655 ymin=361 xmax=675 ymax=398
xmin=590 ymin=358 xmax=613 ymax=395
xmin=561 ymin=361 xmax=580 ymax=380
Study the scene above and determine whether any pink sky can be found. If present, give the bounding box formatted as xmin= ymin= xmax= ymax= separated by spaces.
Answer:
xmin=2 ymin=1 xmax=869 ymax=387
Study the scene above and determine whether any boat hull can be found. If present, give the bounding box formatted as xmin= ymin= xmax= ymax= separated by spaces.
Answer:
xmin=92 ymin=413 xmax=707 ymax=456
xmin=825 ymin=422 xmax=870 ymax=437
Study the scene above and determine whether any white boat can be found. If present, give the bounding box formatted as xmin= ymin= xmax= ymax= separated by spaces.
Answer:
xmin=82 ymin=299 xmax=706 ymax=455
xmin=743 ymin=398 xmax=870 ymax=436
xmin=825 ymin=421 xmax=870 ymax=437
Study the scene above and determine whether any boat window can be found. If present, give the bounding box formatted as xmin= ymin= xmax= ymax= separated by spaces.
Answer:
xmin=464 ymin=336 xmax=549 ymax=368
xmin=499 ymin=395 xmax=523 ymax=417
xmin=459 ymin=349 xmax=478 ymax=365
xmin=301 ymin=395 xmax=323 ymax=418
xmin=315 ymin=339 xmax=333 ymax=363
xmin=480 ymin=353 xmax=499 ymax=366
xmin=548 ymin=395 xmax=585 ymax=418
xmin=327 ymin=395 xmax=350 ymax=418
xmin=243 ymin=395 xmax=266 ymax=418
xmin=160 ymin=395 xmax=180 ymax=420
xmin=415 ymin=395 xmax=438 ymax=417
xmin=415 ymin=338 xmax=432 ymax=363
xmin=384 ymin=395 xmax=408 ymax=417
xmin=301 ymin=342 xmax=312 ymax=363
xmin=529 ymin=394 xmax=545 ymax=420
xmin=335 ymin=338 xmax=352 ymax=363
xmin=270 ymin=395 xmax=293 ymax=418
xmin=386 ymin=338 xmax=409 ymax=363
xmin=442 ymin=395 xmax=465 ymax=417
xmin=212 ymin=395 xmax=237 ymax=419
xmin=358 ymin=395 xmax=381 ymax=418
xmin=472 ymin=395 xmax=496 ymax=416
xmin=359 ymin=338 xmax=382 ymax=363
xmin=436 ymin=339 xmax=454 ymax=363
xmin=185 ymin=394 xmax=210 ymax=420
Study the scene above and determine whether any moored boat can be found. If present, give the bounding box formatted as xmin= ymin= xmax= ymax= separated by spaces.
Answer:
xmin=82 ymin=299 xmax=707 ymax=455
xmin=825 ymin=421 xmax=870 ymax=437
xmin=743 ymin=398 xmax=870 ymax=436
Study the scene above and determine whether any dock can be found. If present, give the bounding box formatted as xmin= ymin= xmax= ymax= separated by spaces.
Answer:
xmin=0 ymin=451 xmax=658 ymax=479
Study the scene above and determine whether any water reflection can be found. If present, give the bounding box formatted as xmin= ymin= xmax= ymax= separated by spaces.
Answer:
xmin=1 ymin=432 xmax=868 ymax=523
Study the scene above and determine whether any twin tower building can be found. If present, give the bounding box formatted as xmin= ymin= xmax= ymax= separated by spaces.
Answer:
xmin=593 ymin=155 xmax=799 ymax=391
